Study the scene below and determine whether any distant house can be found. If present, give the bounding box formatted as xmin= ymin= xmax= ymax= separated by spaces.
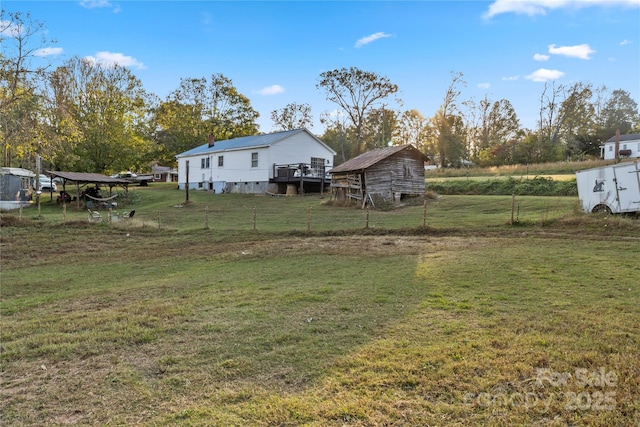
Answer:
xmin=151 ymin=165 xmax=178 ymax=183
xmin=175 ymin=128 xmax=336 ymax=194
xmin=0 ymin=167 xmax=34 ymax=211
xmin=600 ymin=133 xmax=640 ymax=160
xmin=329 ymin=145 xmax=428 ymax=208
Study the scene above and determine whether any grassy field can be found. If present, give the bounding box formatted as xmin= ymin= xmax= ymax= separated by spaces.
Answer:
xmin=10 ymin=182 xmax=583 ymax=231
xmin=426 ymin=159 xmax=615 ymax=178
xmin=2 ymin=186 xmax=639 ymax=426
xmin=426 ymin=174 xmax=576 ymax=182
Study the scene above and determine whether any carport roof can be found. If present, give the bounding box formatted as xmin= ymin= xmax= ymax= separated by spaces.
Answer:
xmin=47 ymin=171 xmax=130 ymax=185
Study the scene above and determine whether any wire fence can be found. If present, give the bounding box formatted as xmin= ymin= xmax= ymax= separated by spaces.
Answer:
xmin=61 ymin=194 xmax=580 ymax=232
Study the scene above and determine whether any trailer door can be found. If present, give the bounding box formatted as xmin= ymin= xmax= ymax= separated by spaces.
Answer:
xmin=613 ymin=162 xmax=640 ymax=213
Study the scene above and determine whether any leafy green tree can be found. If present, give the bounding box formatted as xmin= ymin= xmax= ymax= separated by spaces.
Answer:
xmin=270 ymin=102 xmax=313 ymax=131
xmin=537 ymin=81 xmax=594 ymax=159
xmin=466 ymin=96 xmax=520 ymax=164
xmin=0 ymin=10 xmax=54 ymax=167
xmin=600 ymin=89 xmax=639 ymax=135
xmin=319 ymin=110 xmax=352 ymax=164
xmin=165 ymin=74 xmax=259 ymax=145
xmin=44 ymin=57 xmax=157 ymax=173
xmin=360 ymin=106 xmax=397 ymax=151
xmin=432 ymin=110 xmax=467 ymax=167
xmin=394 ymin=109 xmax=432 ymax=153
xmin=317 ymin=67 xmax=398 ymax=157
xmin=153 ymin=100 xmax=206 ymax=166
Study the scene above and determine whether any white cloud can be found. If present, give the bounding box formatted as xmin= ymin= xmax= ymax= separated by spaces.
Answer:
xmin=478 ymin=83 xmax=491 ymax=90
xmin=620 ymin=39 xmax=632 ymax=45
xmin=483 ymin=0 xmax=640 ymax=19
xmin=0 ymin=20 xmax=22 ymax=37
xmin=355 ymin=32 xmax=392 ymax=48
xmin=526 ymin=68 xmax=565 ymax=82
xmin=80 ymin=0 xmax=121 ymax=12
xmin=258 ymin=85 xmax=284 ymax=96
xmin=533 ymin=53 xmax=550 ymax=61
xmin=502 ymin=75 xmax=520 ymax=81
xmin=79 ymin=0 xmax=112 ymax=8
xmin=35 ymin=47 xmax=63 ymax=57
xmin=548 ymin=43 xmax=595 ymax=59
xmin=84 ymin=51 xmax=145 ymax=69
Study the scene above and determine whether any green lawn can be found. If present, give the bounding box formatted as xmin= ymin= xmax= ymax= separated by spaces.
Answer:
xmin=17 ymin=182 xmax=580 ymax=232
xmin=1 ymin=188 xmax=639 ymax=425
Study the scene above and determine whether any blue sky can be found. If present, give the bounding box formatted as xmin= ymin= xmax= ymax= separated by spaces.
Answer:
xmin=4 ymin=0 xmax=640 ymax=134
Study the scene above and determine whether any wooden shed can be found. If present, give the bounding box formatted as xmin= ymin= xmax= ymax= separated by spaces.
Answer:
xmin=329 ymin=145 xmax=428 ymax=208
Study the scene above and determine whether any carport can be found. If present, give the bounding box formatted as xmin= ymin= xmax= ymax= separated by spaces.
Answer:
xmin=47 ymin=171 xmax=132 ymax=209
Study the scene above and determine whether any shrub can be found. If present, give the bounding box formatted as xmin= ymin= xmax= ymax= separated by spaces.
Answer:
xmin=425 ymin=177 xmax=577 ymax=197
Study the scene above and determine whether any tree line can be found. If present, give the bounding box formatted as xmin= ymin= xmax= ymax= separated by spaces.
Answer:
xmin=2 ymin=10 xmax=639 ymax=175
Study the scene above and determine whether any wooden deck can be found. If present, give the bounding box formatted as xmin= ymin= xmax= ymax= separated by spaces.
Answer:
xmin=270 ymin=163 xmax=331 ymax=195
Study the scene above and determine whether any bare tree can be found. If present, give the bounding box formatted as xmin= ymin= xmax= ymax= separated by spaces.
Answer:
xmin=432 ymin=71 xmax=467 ymax=167
xmin=0 ymin=11 xmax=55 ymax=110
xmin=317 ymin=67 xmax=398 ymax=157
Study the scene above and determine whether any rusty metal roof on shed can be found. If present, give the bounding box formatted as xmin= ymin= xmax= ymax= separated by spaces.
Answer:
xmin=47 ymin=171 xmax=130 ymax=185
xmin=329 ymin=145 xmax=427 ymax=174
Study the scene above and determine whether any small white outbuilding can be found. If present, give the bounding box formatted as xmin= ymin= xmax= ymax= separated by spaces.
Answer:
xmin=600 ymin=133 xmax=640 ymax=160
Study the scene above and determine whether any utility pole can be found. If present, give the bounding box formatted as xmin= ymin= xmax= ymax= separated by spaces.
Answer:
xmin=185 ymin=160 xmax=190 ymax=202
xmin=36 ymin=154 xmax=42 ymax=218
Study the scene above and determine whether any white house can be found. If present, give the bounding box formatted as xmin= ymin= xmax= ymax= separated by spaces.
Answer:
xmin=175 ymin=128 xmax=336 ymax=194
xmin=600 ymin=133 xmax=640 ymax=160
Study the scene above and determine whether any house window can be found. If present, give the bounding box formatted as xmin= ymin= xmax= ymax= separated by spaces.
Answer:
xmin=251 ymin=152 xmax=258 ymax=168
xmin=623 ymin=144 xmax=627 ymax=150
xmin=609 ymin=145 xmax=613 ymax=152
xmin=311 ymin=157 xmax=325 ymax=176
xmin=218 ymin=156 xmax=224 ymax=167
xmin=201 ymin=157 xmax=210 ymax=169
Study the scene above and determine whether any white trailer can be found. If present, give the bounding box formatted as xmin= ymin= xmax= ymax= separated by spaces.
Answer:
xmin=576 ymin=160 xmax=640 ymax=214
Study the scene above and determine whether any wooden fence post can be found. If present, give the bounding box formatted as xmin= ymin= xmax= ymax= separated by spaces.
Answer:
xmin=185 ymin=160 xmax=190 ymax=203
xmin=365 ymin=208 xmax=370 ymax=229
xmin=253 ymin=206 xmax=257 ymax=231
xmin=510 ymin=194 xmax=515 ymax=225
xmin=423 ymin=199 xmax=427 ymax=228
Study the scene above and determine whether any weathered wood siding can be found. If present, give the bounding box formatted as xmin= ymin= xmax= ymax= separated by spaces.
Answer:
xmin=364 ymin=151 xmax=425 ymax=198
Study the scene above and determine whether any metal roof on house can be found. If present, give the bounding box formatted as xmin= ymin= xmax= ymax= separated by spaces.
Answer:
xmin=605 ymin=133 xmax=640 ymax=143
xmin=329 ymin=145 xmax=427 ymax=174
xmin=175 ymin=128 xmax=335 ymax=158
